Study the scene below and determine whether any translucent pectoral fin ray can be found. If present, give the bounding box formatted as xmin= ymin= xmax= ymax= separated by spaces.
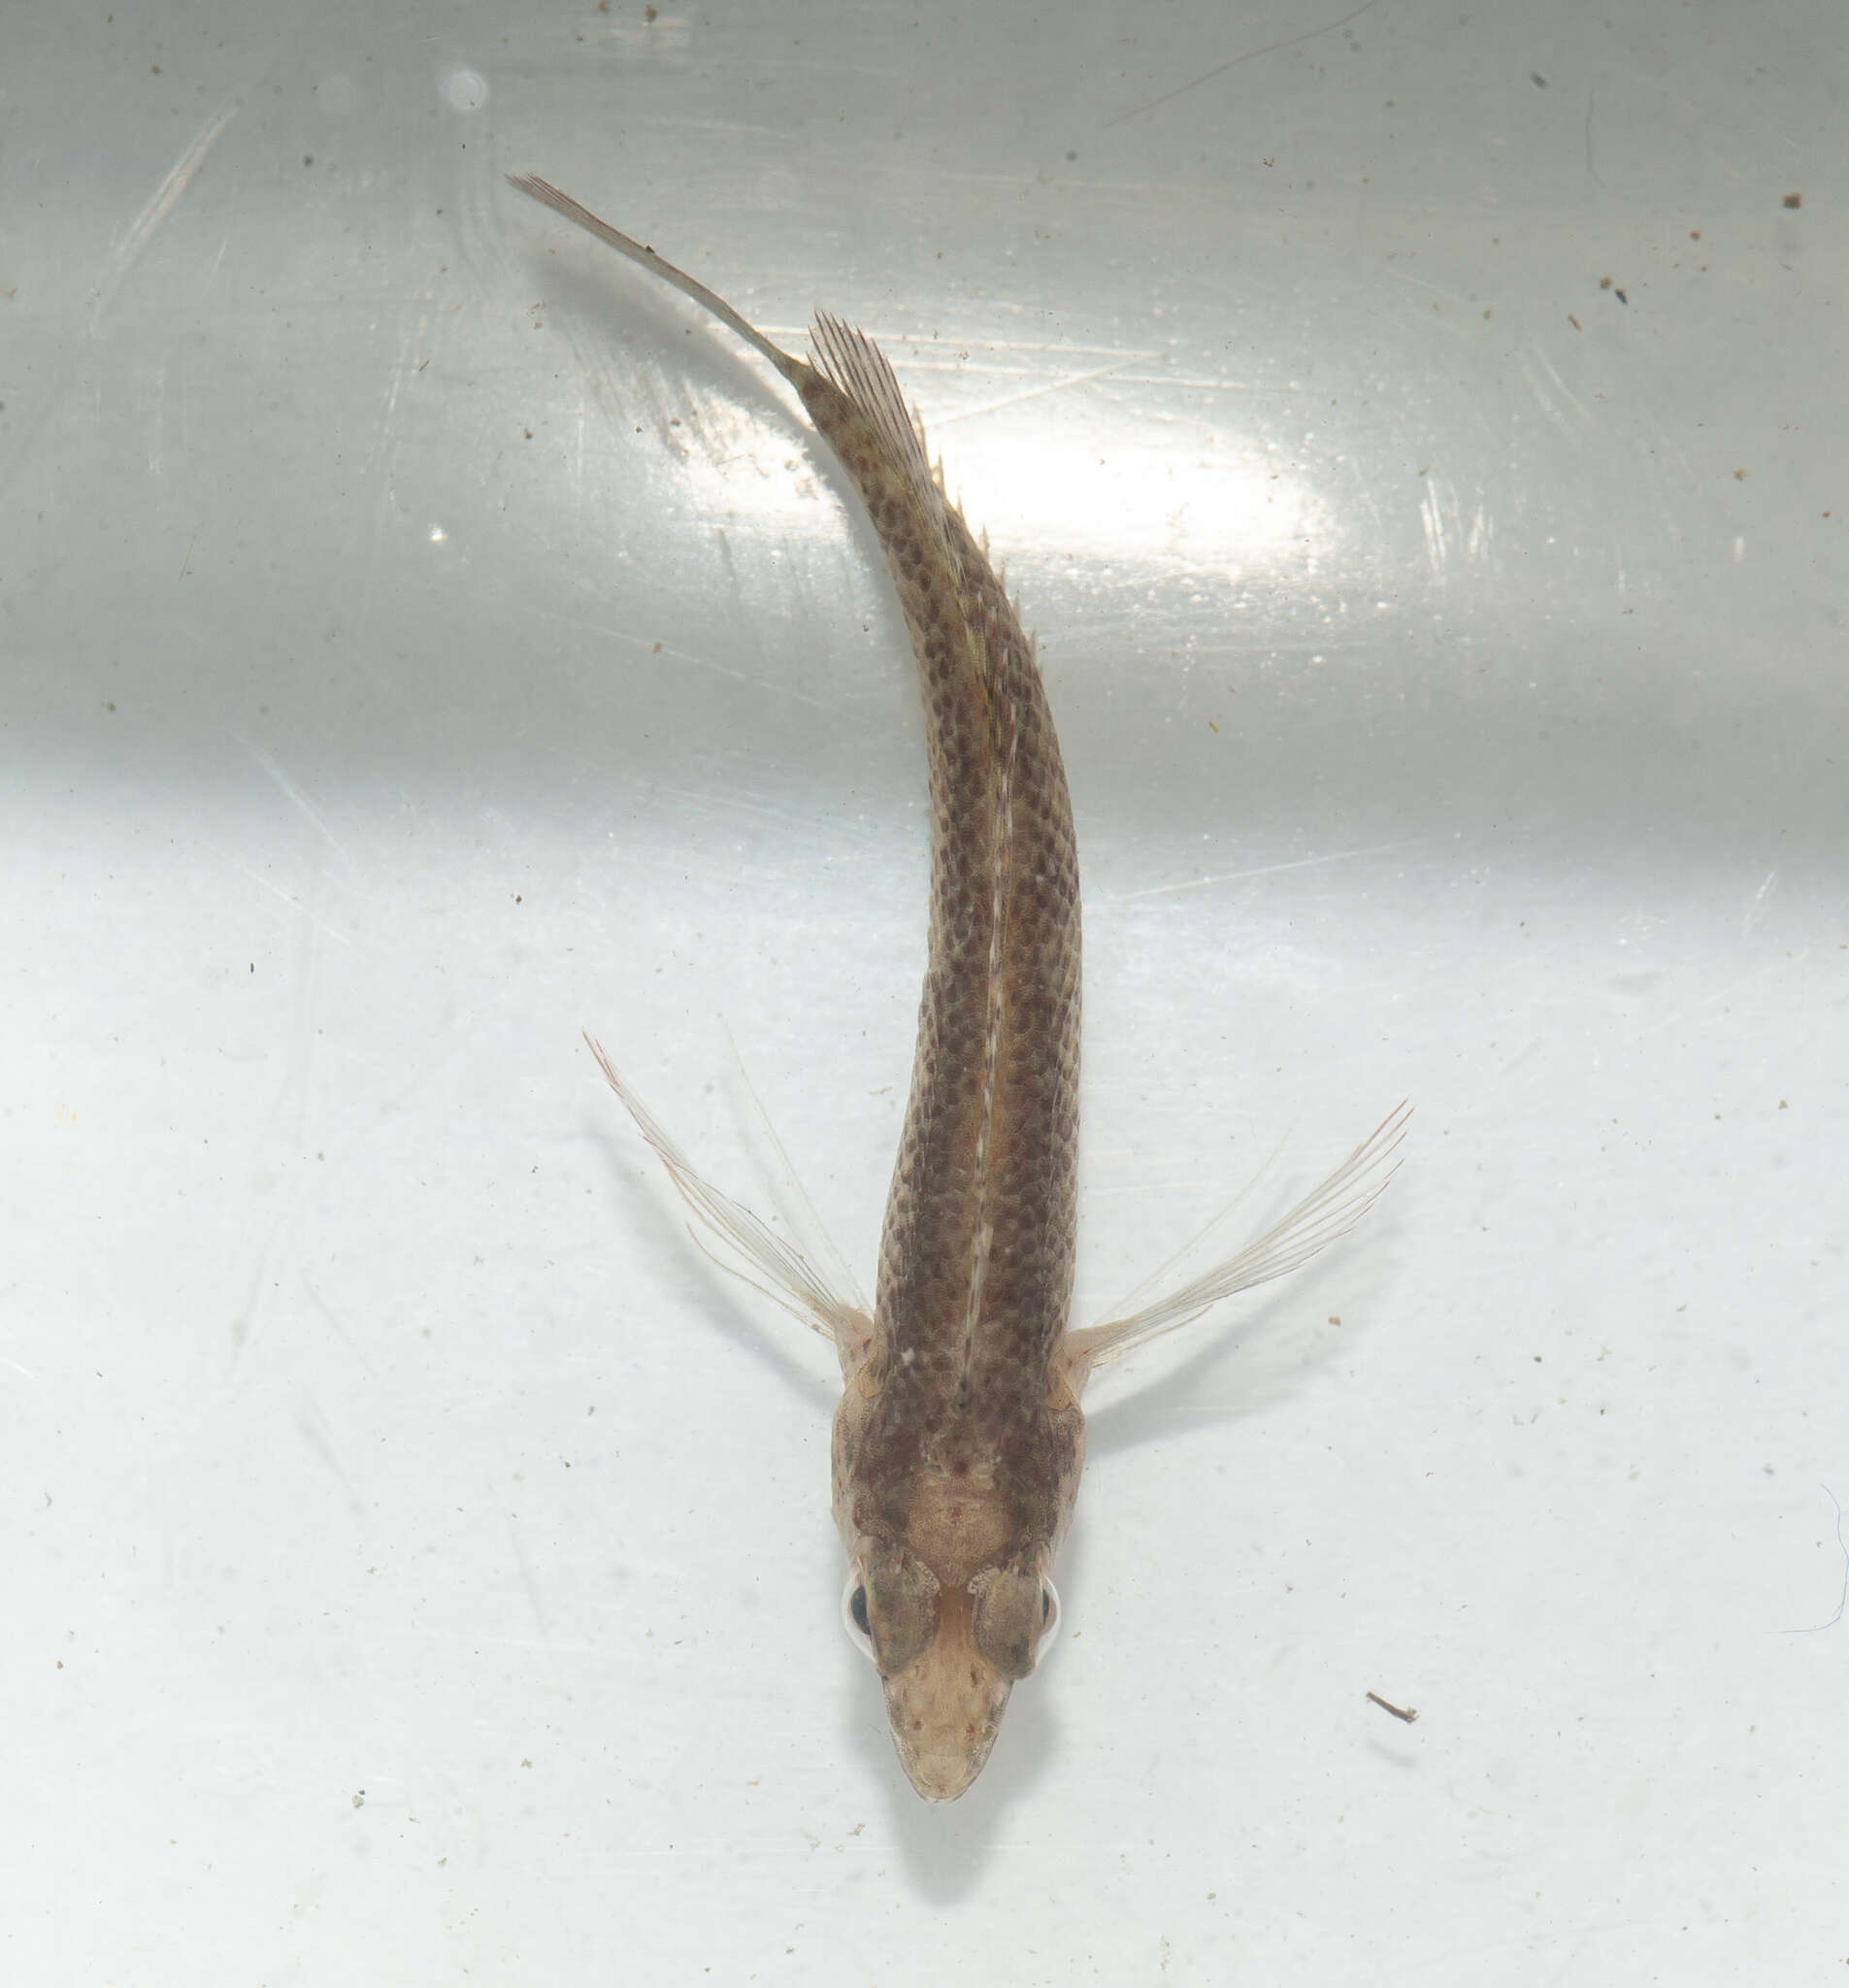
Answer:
xmin=1066 ymin=1101 xmax=1411 ymax=1377
xmin=586 ymin=1031 xmax=869 ymax=1344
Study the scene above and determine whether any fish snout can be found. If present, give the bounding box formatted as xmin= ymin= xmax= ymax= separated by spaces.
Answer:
xmin=882 ymin=1664 xmax=1011 ymax=1803
xmin=842 ymin=1534 xmax=1064 ymax=1800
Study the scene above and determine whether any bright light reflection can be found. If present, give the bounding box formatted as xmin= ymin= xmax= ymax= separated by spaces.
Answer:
xmin=652 ymin=389 xmax=1329 ymax=582
xmin=952 ymin=424 xmax=1329 ymax=577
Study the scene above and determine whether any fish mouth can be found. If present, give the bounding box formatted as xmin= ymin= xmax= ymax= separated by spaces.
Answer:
xmin=896 ymin=1735 xmax=1002 ymax=1804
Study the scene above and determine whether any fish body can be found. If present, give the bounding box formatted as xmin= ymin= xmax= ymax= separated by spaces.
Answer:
xmin=512 ymin=175 xmax=1406 ymax=1801
xmin=797 ymin=319 xmax=1086 ymax=1799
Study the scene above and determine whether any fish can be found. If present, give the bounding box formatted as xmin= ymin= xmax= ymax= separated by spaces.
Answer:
xmin=509 ymin=174 xmax=1409 ymax=1802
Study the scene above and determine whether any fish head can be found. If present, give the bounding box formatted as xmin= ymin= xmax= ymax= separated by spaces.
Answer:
xmin=834 ymin=1370 xmax=1084 ymax=1801
xmin=840 ymin=1539 xmax=1059 ymax=1801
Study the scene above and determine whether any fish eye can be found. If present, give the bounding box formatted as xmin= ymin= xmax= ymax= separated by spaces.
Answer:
xmin=840 ymin=1569 xmax=878 ymax=1664
xmin=1037 ymin=1576 xmax=1062 ymax=1659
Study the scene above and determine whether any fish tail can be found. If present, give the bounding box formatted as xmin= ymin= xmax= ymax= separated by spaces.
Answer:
xmin=507 ymin=174 xmax=808 ymax=389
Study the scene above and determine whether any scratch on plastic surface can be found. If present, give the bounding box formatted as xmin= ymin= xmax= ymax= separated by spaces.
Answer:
xmin=504 ymin=1509 xmax=554 ymax=1644
xmin=524 ymin=599 xmax=833 ymax=710
xmin=293 ymin=1391 xmax=364 ymax=1514
xmin=92 ymin=103 xmax=238 ymax=330
xmin=1741 ymin=867 xmax=1778 ymax=942
xmin=1632 ymin=953 xmax=1794 ymax=1043
xmin=366 ymin=309 xmax=435 ymax=499
xmin=1465 ymin=498 xmax=1494 ymax=566
xmin=306 ymin=1280 xmax=380 ymax=1377
xmin=904 ymin=339 xmax=1277 ymax=400
xmin=1377 ymin=262 xmax=1475 ymax=313
xmin=886 ymin=334 xmax=1275 ymax=409
xmin=1781 ymin=1486 xmax=1847 ymax=1634
xmin=377 ymin=1627 xmax=614 ymax=1658
xmin=1103 ymin=0 xmax=1379 ymax=129
xmin=1095 ymin=837 xmax=1418 ymax=908
xmin=1523 ymin=343 xmax=1592 ymax=431
xmin=651 ymin=782 xmax=863 ymax=845
xmin=197 ymin=836 xmax=355 ymax=950
xmin=1420 ymin=477 xmax=1450 ymax=578
xmin=930 ymin=353 xmax=1144 ymax=431
xmin=236 ymin=735 xmax=354 ymax=867
xmin=227 ymin=1199 xmax=297 ymax=1376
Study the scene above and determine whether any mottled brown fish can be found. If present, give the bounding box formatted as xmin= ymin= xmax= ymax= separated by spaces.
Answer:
xmin=510 ymin=174 xmax=1408 ymax=1802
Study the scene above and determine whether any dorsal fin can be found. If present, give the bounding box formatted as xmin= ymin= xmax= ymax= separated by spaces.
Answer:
xmin=808 ymin=309 xmax=940 ymax=514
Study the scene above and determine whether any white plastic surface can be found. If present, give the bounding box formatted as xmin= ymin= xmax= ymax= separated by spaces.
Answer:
xmin=7 ymin=2 xmax=1848 ymax=1979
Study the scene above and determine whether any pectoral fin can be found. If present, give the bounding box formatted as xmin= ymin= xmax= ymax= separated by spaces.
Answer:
xmin=586 ymin=1031 xmax=871 ymax=1347
xmin=1064 ymin=1101 xmax=1411 ymax=1386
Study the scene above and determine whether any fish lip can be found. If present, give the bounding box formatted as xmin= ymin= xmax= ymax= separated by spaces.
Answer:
xmin=891 ymin=1730 xmax=1000 ymax=1803
xmin=906 ymin=1758 xmax=984 ymax=1804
